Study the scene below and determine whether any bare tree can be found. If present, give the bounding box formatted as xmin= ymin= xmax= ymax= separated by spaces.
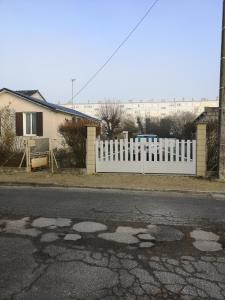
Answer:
xmin=170 ymin=112 xmax=196 ymax=139
xmin=134 ymin=113 xmax=196 ymax=139
xmin=99 ymin=102 xmax=123 ymax=139
xmin=121 ymin=117 xmax=138 ymax=138
xmin=136 ymin=116 xmax=144 ymax=134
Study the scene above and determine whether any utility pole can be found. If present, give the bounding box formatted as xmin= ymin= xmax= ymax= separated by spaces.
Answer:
xmin=218 ymin=0 xmax=225 ymax=179
xmin=71 ymin=78 xmax=76 ymax=109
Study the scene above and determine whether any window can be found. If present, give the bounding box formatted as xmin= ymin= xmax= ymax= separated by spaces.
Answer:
xmin=15 ymin=112 xmax=42 ymax=136
xmin=23 ymin=112 xmax=37 ymax=135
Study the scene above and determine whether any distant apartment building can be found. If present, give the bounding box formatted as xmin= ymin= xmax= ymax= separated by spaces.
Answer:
xmin=63 ymin=98 xmax=219 ymax=120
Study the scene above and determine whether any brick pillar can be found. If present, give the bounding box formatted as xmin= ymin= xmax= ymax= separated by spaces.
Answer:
xmin=196 ymin=123 xmax=207 ymax=177
xmin=86 ymin=126 xmax=96 ymax=174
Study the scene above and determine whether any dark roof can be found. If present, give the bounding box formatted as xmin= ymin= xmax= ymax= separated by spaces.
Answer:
xmin=16 ymin=90 xmax=38 ymax=96
xmin=195 ymin=107 xmax=219 ymax=124
xmin=0 ymin=88 xmax=99 ymax=121
xmin=15 ymin=89 xmax=46 ymax=101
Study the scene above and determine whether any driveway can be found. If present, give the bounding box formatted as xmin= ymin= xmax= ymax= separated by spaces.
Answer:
xmin=1 ymin=186 xmax=225 ymax=299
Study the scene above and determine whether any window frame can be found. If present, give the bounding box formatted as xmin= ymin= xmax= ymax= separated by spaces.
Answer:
xmin=23 ymin=112 xmax=37 ymax=136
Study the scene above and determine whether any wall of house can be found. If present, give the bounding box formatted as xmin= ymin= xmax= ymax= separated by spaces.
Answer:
xmin=0 ymin=91 xmax=73 ymax=140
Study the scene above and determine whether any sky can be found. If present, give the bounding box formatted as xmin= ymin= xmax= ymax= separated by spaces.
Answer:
xmin=0 ymin=0 xmax=223 ymax=103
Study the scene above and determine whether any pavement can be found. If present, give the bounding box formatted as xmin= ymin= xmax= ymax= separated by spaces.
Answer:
xmin=0 ymin=186 xmax=225 ymax=226
xmin=0 ymin=172 xmax=225 ymax=194
xmin=1 ymin=186 xmax=225 ymax=299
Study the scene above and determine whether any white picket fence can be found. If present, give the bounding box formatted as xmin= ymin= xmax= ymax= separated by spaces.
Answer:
xmin=96 ymin=138 xmax=196 ymax=175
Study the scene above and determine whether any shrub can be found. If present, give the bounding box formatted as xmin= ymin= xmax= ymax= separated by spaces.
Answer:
xmin=207 ymin=120 xmax=218 ymax=172
xmin=58 ymin=118 xmax=100 ymax=168
xmin=0 ymin=106 xmax=17 ymax=165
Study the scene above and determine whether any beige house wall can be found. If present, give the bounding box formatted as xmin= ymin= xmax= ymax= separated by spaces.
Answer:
xmin=0 ymin=91 xmax=74 ymax=140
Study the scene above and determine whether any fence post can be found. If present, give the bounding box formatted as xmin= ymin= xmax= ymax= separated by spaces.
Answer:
xmin=86 ymin=126 xmax=96 ymax=175
xmin=25 ymin=139 xmax=31 ymax=172
xmin=196 ymin=122 xmax=207 ymax=177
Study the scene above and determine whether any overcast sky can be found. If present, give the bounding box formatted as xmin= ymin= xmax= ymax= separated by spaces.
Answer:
xmin=0 ymin=0 xmax=222 ymax=103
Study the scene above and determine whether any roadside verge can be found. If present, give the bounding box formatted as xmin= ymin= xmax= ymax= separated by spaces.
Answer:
xmin=0 ymin=172 xmax=224 ymax=194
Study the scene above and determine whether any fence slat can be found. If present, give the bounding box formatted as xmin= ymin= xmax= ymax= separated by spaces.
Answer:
xmin=148 ymin=139 xmax=152 ymax=162
xmin=105 ymin=140 xmax=108 ymax=161
xmin=192 ymin=140 xmax=196 ymax=163
xmin=125 ymin=139 xmax=128 ymax=161
xmin=120 ymin=139 xmax=123 ymax=161
xmin=187 ymin=140 xmax=190 ymax=162
xmin=115 ymin=139 xmax=118 ymax=161
xmin=141 ymin=141 xmax=145 ymax=162
xmin=130 ymin=138 xmax=133 ymax=162
xmin=100 ymin=140 xmax=103 ymax=161
xmin=170 ymin=140 xmax=174 ymax=162
xmin=110 ymin=140 xmax=113 ymax=161
xmin=135 ymin=140 xmax=139 ymax=161
xmin=154 ymin=138 xmax=158 ymax=162
xmin=164 ymin=139 xmax=168 ymax=162
xmin=159 ymin=139 xmax=163 ymax=162
xmin=176 ymin=140 xmax=179 ymax=162
xmin=181 ymin=140 xmax=185 ymax=162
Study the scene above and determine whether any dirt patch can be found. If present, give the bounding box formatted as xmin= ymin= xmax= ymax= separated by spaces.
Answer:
xmin=0 ymin=171 xmax=224 ymax=193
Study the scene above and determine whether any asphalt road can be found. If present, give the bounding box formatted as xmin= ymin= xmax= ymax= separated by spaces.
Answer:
xmin=0 ymin=186 xmax=225 ymax=226
xmin=1 ymin=186 xmax=225 ymax=299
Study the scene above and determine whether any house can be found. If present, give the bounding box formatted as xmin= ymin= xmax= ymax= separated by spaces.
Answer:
xmin=0 ymin=88 xmax=97 ymax=140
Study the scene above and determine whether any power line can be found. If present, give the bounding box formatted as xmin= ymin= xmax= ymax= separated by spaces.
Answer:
xmin=68 ymin=0 xmax=160 ymax=102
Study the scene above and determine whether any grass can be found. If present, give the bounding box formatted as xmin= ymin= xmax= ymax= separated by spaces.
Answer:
xmin=0 ymin=171 xmax=224 ymax=193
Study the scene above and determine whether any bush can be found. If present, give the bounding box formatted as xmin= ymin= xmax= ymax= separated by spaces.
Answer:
xmin=58 ymin=118 xmax=100 ymax=168
xmin=54 ymin=148 xmax=77 ymax=168
xmin=207 ymin=120 xmax=218 ymax=172
xmin=0 ymin=106 xmax=17 ymax=165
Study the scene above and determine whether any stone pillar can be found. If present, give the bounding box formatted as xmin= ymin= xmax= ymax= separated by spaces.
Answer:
xmin=196 ymin=123 xmax=207 ymax=177
xmin=86 ymin=126 xmax=96 ymax=175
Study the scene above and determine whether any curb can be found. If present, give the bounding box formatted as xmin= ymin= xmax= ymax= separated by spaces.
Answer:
xmin=0 ymin=181 xmax=224 ymax=196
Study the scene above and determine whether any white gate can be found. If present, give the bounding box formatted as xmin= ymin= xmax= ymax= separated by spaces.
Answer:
xmin=96 ymin=138 xmax=196 ymax=175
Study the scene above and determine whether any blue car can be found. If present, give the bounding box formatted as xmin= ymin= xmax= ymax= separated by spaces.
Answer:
xmin=135 ymin=134 xmax=159 ymax=142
